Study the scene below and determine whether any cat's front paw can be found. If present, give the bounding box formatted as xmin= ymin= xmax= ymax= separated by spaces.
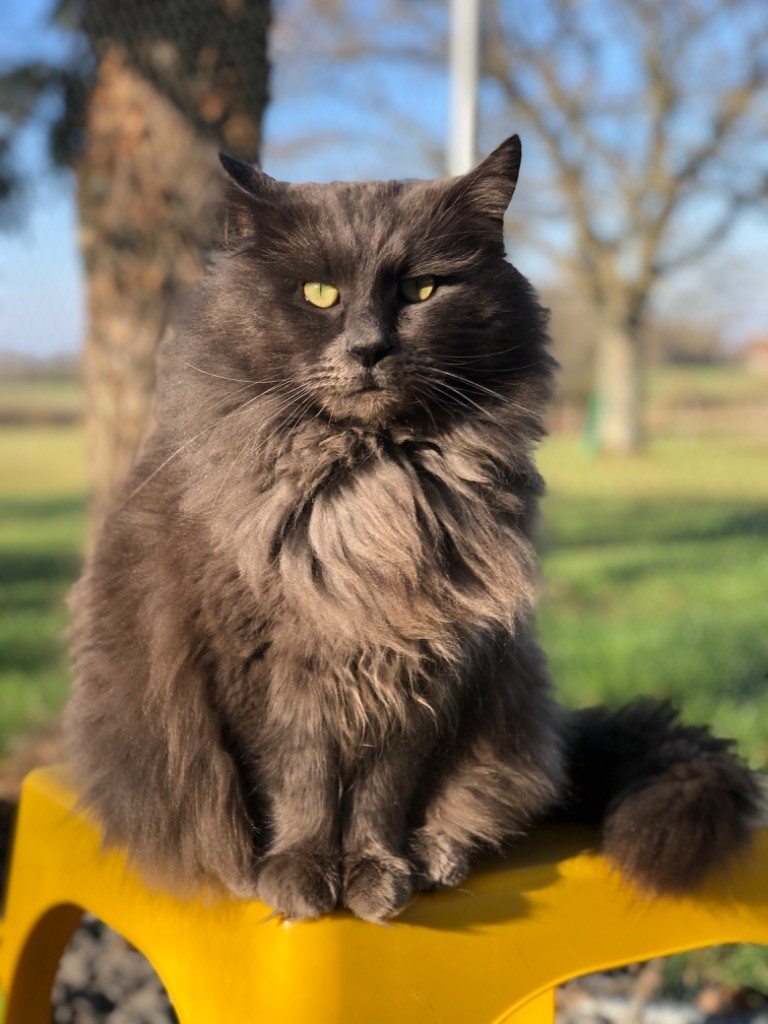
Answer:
xmin=410 ymin=829 xmax=470 ymax=891
xmin=256 ymin=849 xmax=340 ymax=920
xmin=342 ymin=852 xmax=414 ymax=922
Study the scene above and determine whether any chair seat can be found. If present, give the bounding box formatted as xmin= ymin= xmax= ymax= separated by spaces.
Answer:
xmin=1 ymin=765 xmax=767 ymax=1023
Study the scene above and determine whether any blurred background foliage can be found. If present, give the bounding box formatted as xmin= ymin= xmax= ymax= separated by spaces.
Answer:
xmin=0 ymin=0 xmax=767 ymax=1010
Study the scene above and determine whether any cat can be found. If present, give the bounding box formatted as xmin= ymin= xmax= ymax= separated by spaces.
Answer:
xmin=66 ymin=136 xmax=760 ymax=922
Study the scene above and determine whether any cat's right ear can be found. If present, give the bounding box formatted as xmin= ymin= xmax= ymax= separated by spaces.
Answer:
xmin=443 ymin=135 xmax=522 ymax=225
xmin=218 ymin=153 xmax=282 ymax=242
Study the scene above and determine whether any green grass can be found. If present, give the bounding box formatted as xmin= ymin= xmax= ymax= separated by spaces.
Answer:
xmin=0 ymin=426 xmax=87 ymax=751
xmin=538 ymin=435 xmax=768 ymax=764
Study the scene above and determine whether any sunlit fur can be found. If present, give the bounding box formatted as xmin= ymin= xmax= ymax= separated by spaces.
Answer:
xmin=67 ymin=138 xmax=760 ymax=921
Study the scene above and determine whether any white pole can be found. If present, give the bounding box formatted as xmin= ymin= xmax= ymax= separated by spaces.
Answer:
xmin=447 ymin=0 xmax=481 ymax=176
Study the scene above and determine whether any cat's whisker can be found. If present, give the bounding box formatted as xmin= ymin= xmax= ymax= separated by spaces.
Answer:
xmin=438 ymin=353 xmax=526 ymax=369
xmin=198 ymin=380 xmax=263 ymax=417
xmin=428 ymin=366 xmax=539 ymax=419
xmin=211 ymin=384 xmax=310 ymax=502
xmin=209 ymin=383 xmax=318 ymax=508
xmin=199 ymin=378 xmax=295 ymax=423
xmin=280 ymin=395 xmax=318 ymax=442
xmin=413 ymin=392 xmax=440 ymax=433
xmin=429 ymin=367 xmax=511 ymax=406
xmin=120 ymin=426 xmax=218 ymax=509
xmin=220 ymin=380 xmax=298 ymax=422
xmin=437 ymin=355 xmax=547 ymax=379
xmin=123 ymin=381 xmax=300 ymax=507
xmin=243 ymin=385 xmax=318 ymax=462
xmin=438 ymin=340 xmax=533 ymax=362
xmin=261 ymin=389 xmax=315 ymax=443
xmin=415 ymin=375 xmax=519 ymax=437
xmin=178 ymin=359 xmax=291 ymax=386
xmin=440 ymin=388 xmax=517 ymax=433
xmin=211 ymin=432 xmax=258 ymax=509
xmin=410 ymin=376 xmax=462 ymax=426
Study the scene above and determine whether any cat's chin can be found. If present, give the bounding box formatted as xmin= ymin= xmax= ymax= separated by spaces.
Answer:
xmin=320 ymin=387 xmax=403 ymax=427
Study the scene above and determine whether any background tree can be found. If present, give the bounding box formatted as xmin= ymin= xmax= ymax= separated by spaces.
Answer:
xmin=0 ymin=0 xmax=271 ymax=522
xmin=482 ymin=0 xmax=768 ymax=452
xmin=274 ymin=0 xmax=768 ymax=452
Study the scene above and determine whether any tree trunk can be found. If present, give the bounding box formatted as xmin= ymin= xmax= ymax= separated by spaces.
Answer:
xmin=77 ymin=47 xmax=215 ymax=525
xmin=75 ymin=4 xmax=269 ymax=529
xmin=593 ymin=317 xmax=643 ymax=454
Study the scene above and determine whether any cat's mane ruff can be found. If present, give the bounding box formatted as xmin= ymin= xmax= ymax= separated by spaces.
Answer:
xmin=174 ymin=389 xmax=547 ymax=748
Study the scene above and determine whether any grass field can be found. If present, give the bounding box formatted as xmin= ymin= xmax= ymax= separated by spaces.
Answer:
xmin=0 ymin=379 xmax=83 ymax=420
xmin=538 ymin=434 xmax=768 ymax=763
xmin=0 ymin=425 xmax=86 ymax=750
xmin=0 ymin=415 xmax=766 ymax=764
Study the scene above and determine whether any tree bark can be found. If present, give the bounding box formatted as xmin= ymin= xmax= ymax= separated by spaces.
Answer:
xmin=593 ymin=317 xmax=643 ymax=454
xmin=77 ymin=47 xmax=218 ymax=524
xmin=74 ymin=3 xmax=270 ymax=529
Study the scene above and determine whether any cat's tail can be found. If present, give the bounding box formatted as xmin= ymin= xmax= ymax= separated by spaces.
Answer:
xmin=557 ymin=699 xmax=764 ymax=893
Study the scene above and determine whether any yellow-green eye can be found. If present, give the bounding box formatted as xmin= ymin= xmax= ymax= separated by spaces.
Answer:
xmin=399 ymin=275 xmax=437 ymax=303
xmin=303 ymin=282 xmax=340 ymax=308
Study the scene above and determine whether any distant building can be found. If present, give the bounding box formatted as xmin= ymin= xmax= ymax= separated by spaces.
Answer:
xmin=744 ymin=337 xmax=768 ymax=374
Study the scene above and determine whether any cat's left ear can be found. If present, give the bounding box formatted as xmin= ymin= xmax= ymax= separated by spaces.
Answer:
xmin=447 ymin=135 xmax=522 ymax=223
xmin=218 ymin=153 xmax=283 ymax=241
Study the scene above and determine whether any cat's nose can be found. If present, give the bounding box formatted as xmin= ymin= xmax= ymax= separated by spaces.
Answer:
xmin=346 ymin=334 xmax=395 ymax=368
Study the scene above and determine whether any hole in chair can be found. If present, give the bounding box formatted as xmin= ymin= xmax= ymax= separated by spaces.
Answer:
xmin=557 ymin=949 xmax=768 ymax=1024
xmin=52 ymin=913 xmax=179 ymax=1023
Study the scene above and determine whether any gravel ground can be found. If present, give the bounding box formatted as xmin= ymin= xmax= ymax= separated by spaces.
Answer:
xmin=558 ymin=970 xmax=768 ymax=1024
xmin=51 ymin=916 xmax=177 ymax=1024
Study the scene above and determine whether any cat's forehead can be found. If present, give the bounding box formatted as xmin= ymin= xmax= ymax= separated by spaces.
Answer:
xmin=287 ymin=178 xmax=443 ymax=238
xmin=274 ymin=177 xmax=469 ymax=270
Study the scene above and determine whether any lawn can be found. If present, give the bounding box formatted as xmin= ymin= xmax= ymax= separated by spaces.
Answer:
xmin=0 ymin=422 xmax=766 ymax=767
xmin=0 ymin=425 xmax=87 ymax=751
xmin=538 ymin=434 xmax=768 ymax=765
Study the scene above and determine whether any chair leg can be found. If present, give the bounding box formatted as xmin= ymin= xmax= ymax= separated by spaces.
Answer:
xmin=504 ymin=989 xmax=555 ymax=1024
xmin=4 ymin=904 xmax=83 ymax=1024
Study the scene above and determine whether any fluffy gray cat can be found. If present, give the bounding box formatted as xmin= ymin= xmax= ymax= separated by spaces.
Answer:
xmin=66 ymin=137 xmax=759 ymax=922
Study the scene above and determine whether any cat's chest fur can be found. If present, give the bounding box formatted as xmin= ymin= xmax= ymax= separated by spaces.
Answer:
xmin=186 ymin=417 xmax=539 ymax=672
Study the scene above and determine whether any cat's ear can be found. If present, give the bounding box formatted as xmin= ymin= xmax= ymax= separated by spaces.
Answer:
xmin=218 ymin=153 xmax=282 ymax=241
xmin=447 ymin=135 xmax=522 ymax=223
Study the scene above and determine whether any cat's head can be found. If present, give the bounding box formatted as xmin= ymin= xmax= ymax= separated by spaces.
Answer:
xmin=174 ymin=136 xmax=551 ymax=433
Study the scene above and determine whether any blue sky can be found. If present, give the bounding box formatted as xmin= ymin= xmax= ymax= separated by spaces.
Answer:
xmin=1 ymin=0 xmax=766 ymax=357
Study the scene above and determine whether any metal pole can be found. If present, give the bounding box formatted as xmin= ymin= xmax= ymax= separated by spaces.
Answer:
xmin=447 ymin=0 xmax=481 ymax=176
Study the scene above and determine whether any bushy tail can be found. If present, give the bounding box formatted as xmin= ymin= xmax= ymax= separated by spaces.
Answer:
xmin=557 ymin=699 xmax=763 ymax=894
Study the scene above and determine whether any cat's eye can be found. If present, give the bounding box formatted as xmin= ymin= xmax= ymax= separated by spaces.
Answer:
xmin=399 ymin=275 xmax=437 ymax=303
xmin=303 ymin=282 xmax=340 ymax=308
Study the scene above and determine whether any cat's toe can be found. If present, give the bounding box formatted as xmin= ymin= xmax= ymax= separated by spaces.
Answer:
xmin=342 ymin=852 xmax=414 ymax=922
xmin=410 ymin=830 xmax=470 ymax=891
xmin=256 ymin=850 xmax=340 ymax=920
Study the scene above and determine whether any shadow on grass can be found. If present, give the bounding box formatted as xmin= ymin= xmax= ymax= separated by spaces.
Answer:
xmin=0 ymin=495 xmax=85 ymax=680
xmin=0 ymin=550 xmax=82 ymax=594
xmin=0 ymin=496 xmax=86 ymax=522
xmin=541 ymin=499 xmax=768 ymax=551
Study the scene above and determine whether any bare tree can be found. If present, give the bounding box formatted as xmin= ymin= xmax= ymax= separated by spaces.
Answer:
xmin=271 ymin=0 xmax=768 ymax=452
xmin=483 ymin=0 xmax=768 ymax=451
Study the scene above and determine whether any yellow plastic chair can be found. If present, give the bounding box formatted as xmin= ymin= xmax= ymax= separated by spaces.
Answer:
xmin=1 ymin=765 xmax=767 ymax=1024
